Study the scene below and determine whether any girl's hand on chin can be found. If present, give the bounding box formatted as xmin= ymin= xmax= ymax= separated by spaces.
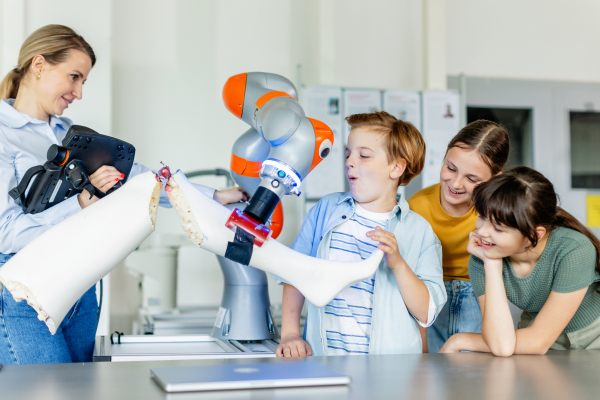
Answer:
xmin=467 ymin=231 xmax=488 ymax=260
xmin=467 ymin=231 xmax=503 ymax=262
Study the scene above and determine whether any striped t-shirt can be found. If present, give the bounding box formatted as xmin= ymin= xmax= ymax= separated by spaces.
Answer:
xmin=324 ymin=202 xmax=394 ymax=355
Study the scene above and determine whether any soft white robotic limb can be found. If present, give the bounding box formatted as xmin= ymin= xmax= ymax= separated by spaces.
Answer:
xmin=166 ymin=170 xmax=383 ymax=308
xmin=0 ymin=172 xmax=162 ymax=334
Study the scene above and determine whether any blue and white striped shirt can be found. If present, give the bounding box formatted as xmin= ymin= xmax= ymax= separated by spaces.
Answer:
xmin=324 ymin=202 xmax=393 ymax=355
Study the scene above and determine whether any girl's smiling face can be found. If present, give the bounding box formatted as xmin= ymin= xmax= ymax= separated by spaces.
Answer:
xmin=440 ymin=146 xmax=493 ymax=216
xmin=474 ymin=215 xmax=530 ymax=259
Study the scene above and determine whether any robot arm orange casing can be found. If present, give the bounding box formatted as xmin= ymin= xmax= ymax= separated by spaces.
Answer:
xmin=223 ymin=72 xmax=333 ymax=245
xmin=223 ymin=73 xmax=247 ymax=119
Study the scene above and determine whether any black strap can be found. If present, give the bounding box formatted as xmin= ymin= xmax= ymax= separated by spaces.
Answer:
xmin=8 ymin=165 xmax=45 ymax=205
xmin=83 ymin=183 xmax=106 ymax=199
xmin=224 ymin=228 xmax=255 ymax=266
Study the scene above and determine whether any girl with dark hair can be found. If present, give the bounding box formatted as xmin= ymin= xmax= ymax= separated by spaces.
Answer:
xmin=408 ymin=120 xmax=510 ymax=353
xmin=439 ymin=167 xmax=600 ymax=355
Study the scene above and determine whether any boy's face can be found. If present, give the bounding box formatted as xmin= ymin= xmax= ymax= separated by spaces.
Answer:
xmin=345 ymin=127 xmax=404 ymax=210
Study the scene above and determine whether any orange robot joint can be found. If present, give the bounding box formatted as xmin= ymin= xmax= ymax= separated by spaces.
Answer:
xmin=230 ymin=153 xmax=262 ymax=178
xmin=254 ymin=91 xmax=296 ymax=109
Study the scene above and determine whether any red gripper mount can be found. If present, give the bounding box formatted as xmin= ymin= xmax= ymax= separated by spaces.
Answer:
xmin=225 ymin=208 xmax=272 ymax=247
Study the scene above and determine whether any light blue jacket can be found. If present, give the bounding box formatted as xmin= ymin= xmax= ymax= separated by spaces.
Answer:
xmin=288 ymin=192 xmax=446 ymax=355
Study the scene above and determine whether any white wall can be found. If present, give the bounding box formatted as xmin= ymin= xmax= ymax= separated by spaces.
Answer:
xmin=447 ymin=0 xmax=600 ymax=82
xmin=27 ymin=0 xmax=113 ymax=134
xmin=0 ymin=0 xmax=25 ymax=77
xmin=318 ymin=0 xmax=423 ymax=89
xmin=1 ymin=0 xmax=112 ymax=132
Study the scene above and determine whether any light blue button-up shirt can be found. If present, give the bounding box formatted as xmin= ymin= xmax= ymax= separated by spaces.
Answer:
xmin=281 ymin=191 xmax=447 ymax=355
xmin=0 ymin=99 xmax=214 ymax=254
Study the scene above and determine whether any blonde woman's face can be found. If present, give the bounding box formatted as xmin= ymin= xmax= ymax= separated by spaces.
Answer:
xmin=35 ymin=49 xmax=92 ymax=117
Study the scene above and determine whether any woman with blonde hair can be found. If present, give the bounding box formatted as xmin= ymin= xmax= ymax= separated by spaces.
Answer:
xmin=0 ymin=25 xmax=244 ymax=364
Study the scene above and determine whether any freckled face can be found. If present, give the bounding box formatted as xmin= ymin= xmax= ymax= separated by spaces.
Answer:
xmin=440 ymin=147 xmax=493 ymax=214
xmin=475 ymin=216 xmax=530 ymax=258
xmin=35 ymin=50 xmax=92 ymax=116
xmin=345 ymin=127 xmax=399 ymax=205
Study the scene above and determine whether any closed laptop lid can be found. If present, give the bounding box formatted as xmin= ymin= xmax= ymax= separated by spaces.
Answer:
xmin=151 ymin=361 xmax=351 ymax=392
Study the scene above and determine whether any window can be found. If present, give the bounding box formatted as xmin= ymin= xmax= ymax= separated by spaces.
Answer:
xmin=570 ymin=111 xmax=600 ymax=189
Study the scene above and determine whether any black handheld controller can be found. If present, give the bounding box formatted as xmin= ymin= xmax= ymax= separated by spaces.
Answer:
xmin=9 ymin=125 xmax=136 ymax=214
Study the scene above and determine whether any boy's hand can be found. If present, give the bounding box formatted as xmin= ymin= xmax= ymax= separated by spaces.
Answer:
xmin=213 ymin=187 xmax=249 ymax=205
xmin=276 ymin=334 xmax=312 ymax=357
xmin=366 ymin=226 xmax=404 ymax=271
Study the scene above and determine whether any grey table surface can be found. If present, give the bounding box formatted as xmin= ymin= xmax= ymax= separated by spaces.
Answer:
xmin=1 ymin=351 xmax=600 ymax=400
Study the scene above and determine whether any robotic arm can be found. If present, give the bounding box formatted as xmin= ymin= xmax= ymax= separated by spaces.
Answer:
xmin=222 ymin=72 xmax=333 ymax=254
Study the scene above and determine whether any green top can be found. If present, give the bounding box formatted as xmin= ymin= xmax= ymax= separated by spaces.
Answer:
xmin=469 ymin=227 xmax=600 ymax=332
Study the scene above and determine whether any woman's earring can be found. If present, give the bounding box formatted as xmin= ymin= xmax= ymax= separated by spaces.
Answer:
xmin=37 ymin=75 xmax=41 ymax=80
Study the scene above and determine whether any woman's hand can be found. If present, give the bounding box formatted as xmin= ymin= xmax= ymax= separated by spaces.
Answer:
xmin=366 ymin=226 xmax=404 ymax=270
xmin=213 ymin=187 xmax=249 ymax=205
xmin=276 ymin=333 xmax=312 ymax=357
xmin=78 ymin=166 xmax=124 ymax=209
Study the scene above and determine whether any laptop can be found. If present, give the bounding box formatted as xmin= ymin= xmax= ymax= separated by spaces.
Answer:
xmin=150 ymin=361 xmax=351 ymax=392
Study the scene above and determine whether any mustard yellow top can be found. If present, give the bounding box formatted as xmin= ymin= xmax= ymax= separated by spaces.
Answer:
xmin=408 ymin=183 xmax=477 ymax=281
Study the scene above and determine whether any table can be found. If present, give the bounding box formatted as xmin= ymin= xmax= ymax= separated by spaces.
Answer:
xmin=1 ymin=351 xmax=599 ymax=399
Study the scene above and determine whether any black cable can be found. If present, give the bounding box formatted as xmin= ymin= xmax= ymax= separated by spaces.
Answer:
xmin=97 ymin=278 xmax=103 ymax=329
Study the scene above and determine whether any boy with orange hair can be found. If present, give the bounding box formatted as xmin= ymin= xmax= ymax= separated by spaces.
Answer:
xmin=276 ymin=111 xmax=446 ymax=356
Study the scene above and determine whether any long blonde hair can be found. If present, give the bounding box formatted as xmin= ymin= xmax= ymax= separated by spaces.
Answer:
xmin=0 ymin=24 xmax=96 ymax=100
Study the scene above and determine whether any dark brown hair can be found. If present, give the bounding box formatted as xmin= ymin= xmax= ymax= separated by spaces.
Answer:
xmin=473 ymin=166 xmax=600 ymax=276
xmin=447 ymin=120 xmax=510 ymax=175
xmin=346 ymin=111 xmax=425 ymax=186
xmin=0 ymin=24 xmax=96 ymax=100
